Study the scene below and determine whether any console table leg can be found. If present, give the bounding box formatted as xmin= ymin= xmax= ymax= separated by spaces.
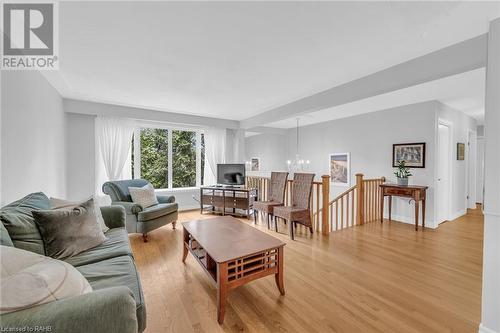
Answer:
xmin=380 ymin=193 xmax=384 ymax=223
xmin=415 ymin=201 xmax=419 ymax=231
xmin=217 ymin=262 xmax=228 ymax=324
xmin=422 ymin=199 xmax=426 ymax=229
xmin=275 ymin=246 xmax=285 ymax=295
xmin=388 ymin=196 xmax=392 ymax=221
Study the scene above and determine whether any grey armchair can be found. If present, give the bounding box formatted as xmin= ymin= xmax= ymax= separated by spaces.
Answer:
xmin=102 ymin=179 xmax=178 ymax=242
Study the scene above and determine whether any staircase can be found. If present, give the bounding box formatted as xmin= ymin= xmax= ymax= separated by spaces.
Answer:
xmin=246 ymin=173 xmax=386 ymax=235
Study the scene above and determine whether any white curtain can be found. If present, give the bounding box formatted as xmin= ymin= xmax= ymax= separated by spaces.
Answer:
xmin=95 ymin=116 xmax=135 ymax=204
xmin=203 ymin=127 xmax=226 ymax=185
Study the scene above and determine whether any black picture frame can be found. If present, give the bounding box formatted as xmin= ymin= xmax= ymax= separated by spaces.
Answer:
xmin=392 ymin=142 xmax=426 ymax=168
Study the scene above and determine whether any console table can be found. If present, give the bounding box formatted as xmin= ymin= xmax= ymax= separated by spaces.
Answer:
xmin=200 ymin=186 xmax=257 ymax=219
xmin=379 ymin=183 xmax=428 ymax=230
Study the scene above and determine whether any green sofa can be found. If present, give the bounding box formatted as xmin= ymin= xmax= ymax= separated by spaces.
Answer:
xmin=102 ymin=179 xmax=178 ymax=242
xmin=0 ymin=192 xmax=146 ymax=333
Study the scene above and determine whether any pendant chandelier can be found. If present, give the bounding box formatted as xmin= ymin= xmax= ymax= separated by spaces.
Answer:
xmin=287 ymin=118 xmax=310 ymax=173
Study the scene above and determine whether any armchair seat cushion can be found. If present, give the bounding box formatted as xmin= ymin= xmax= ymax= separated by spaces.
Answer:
xmin=137 ymin=203 xmax=178 ymax=222
xmin=64 ymin=228 xmax=132 ymax=267
xmin=76 ymin=255 xmax=146 ymax=332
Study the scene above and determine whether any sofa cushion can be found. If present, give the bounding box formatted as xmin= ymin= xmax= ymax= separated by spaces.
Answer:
xmin=137 ymin=203 xmax=178 ymax=222
xmin=76 ymin=255 xmax=146 ymax=332
xmin=64 ymin=228 xmax=132 ymax=267
xmin=0 ymin=192 xmax=50 ymax=255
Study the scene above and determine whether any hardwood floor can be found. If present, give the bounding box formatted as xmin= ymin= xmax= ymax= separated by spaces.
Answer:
xmin=130 ymin=208 xmax=483 ymax=333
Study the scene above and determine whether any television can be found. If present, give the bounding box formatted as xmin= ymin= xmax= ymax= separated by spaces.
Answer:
xmin=217 ymin=164 xmax=245 ymax=186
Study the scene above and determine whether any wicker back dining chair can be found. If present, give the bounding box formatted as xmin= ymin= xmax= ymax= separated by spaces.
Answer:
xmin=252 ymin=172 xmax=288 ymax=229
xmin=273 ymin=173 xmax=315 ymax=240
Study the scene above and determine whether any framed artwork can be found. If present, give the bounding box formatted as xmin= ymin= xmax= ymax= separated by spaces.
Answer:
xmin=457 ymin=143 xmax=465 ymax=160
xmin=329 ymin=153 xmax=350 ymax=186
xmin=392 ymin=142 xmax=426 ymax=168
xmin=251 ymin=157 xmax=260 ymax=171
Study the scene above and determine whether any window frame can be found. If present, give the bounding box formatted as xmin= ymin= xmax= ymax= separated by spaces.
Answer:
xmin=133 ymin=121 xmax=204 ymax=190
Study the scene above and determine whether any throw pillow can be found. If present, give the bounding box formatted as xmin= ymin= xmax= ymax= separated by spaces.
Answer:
xmin=128 ymin=183 xmax=158 ymax=208
xmin=0 ymin=245 xmax=92 ymax=314
xmin=0 ymin=192 xmax=51 ymax=255
xmin=50 ymin=197 xmax=109 ymax=232
xmin=32 ymin=198 xmax=107 ymax=259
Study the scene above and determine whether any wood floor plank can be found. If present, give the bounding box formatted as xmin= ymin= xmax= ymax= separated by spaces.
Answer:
xmin=130 ymin=208 xmax=483 ymax=333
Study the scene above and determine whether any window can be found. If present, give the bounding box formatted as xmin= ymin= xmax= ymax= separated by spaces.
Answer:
xmin=132 ymin=126 xmax=204 ymax=189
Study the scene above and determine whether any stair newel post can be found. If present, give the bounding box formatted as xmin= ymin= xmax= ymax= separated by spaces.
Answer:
xmin=321 ymin=175 xmax=330 ymax=235
xmin=356 ymin=173 xmax=364 ymax=225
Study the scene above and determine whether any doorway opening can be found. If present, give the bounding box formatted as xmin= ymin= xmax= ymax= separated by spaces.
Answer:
xmin=436 ymin=121 xmax=452 ymax=224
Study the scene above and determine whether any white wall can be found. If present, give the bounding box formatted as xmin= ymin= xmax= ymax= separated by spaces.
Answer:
xmin=65 ymin=111 xmax=205 ymax=210
xmin=1 ymin=71 xmax=66 ymax=205
xmin=244 ymin=100 xmax=477 ymax=228
xmin=436 ymin=103 xmax=477 ymax=217
xmin=288 ymin=101 xmax=437 ymax=227
xmin=66 ymin=113 xmax=96 ymax=201
xmin=480 ymin=17 xmax=500 ymax=333
xmin=245 ymin=133 xmax=288 ymax=177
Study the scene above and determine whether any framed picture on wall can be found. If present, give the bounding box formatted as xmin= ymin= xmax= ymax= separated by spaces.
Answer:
xmin=329 ymin=153 xmax=350 ymax=186
xmin=457 ymin=143 xmax=465 ymax=160
xmin=392 ymin=142 xmax=426 ymax=168
xmin=251 ymin=157 xmax=260 ymax=171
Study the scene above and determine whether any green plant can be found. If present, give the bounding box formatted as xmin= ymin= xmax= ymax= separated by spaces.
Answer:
xmin=394 ymin=160 xmax=412 ymax=179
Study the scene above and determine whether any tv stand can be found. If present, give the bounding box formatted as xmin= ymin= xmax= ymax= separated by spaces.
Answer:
xmin=200 ymin=186 xmax=257 ymax=219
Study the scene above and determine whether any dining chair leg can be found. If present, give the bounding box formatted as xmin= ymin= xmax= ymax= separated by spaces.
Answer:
xmin=289 ymin=219 xmax=294 ymax=240
xmin=274 ymin=215 xmax=278 ymax=232
xmin=253 ymin=209 xmax=257 ymax=224
xmin=267 ymin=214 xmax=270 ymax=229
xmin=309 ymin=226 xmax=313 ymax=234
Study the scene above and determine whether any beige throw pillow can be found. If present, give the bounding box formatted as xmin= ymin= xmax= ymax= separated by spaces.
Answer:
xmin=0 ymin=245 xmax=92 ymax=314
xmin=50 ymin=197 xmax=109 ymax=232
xmin=129 ymin=183 xmax=158 ymax=208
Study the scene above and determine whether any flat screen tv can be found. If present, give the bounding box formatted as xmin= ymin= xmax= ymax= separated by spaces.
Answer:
xmin=217 ymin=164 xmax=245 ymax=186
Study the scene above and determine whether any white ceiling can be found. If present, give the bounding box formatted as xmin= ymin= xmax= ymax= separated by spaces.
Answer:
xmin=267 ymin=68 xmax=487 ymax=128
xmin=56 ymin=1 xmax=499 ymax=123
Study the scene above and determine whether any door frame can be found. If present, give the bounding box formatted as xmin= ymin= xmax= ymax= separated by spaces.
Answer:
xmin=435 ymin=119 xmax=453 ymax=224
xmin=466 ymin=129 xmax=477 ymax=209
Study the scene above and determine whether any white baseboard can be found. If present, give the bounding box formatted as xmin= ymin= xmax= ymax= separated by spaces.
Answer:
xmin=449 ymin=209 xmax=467 ymax=221
xmin=479 ymin=323 xmax=499 ymax=333
xmin=383 ymin=213 xmax=437 ymax=229
xmin=178 ymin=205 xmax=199 ymax=212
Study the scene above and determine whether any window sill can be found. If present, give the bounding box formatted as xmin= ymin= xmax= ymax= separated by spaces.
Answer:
xmin=155 ymin=187 xmax=199 ymax=193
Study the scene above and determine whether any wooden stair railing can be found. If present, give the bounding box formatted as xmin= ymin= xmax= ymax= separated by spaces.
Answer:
xmin=246 ymin=173 xmax=385 ymax=235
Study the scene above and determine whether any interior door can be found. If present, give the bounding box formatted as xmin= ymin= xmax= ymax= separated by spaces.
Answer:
xmin=437 ymin=123 xmax=451 ymax=223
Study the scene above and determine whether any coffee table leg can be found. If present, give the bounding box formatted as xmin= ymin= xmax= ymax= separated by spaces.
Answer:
xmin=275 ymin=246 xmax=285 ymax=295
xmin=182 ymin=228 xmax=189 ymax=263
xmin=217 ymin=262 xmax=228 ymax=324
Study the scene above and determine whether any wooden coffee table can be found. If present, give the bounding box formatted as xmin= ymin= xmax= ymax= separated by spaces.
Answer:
xmin=182 ymin=216 xmax=286 ymax=324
